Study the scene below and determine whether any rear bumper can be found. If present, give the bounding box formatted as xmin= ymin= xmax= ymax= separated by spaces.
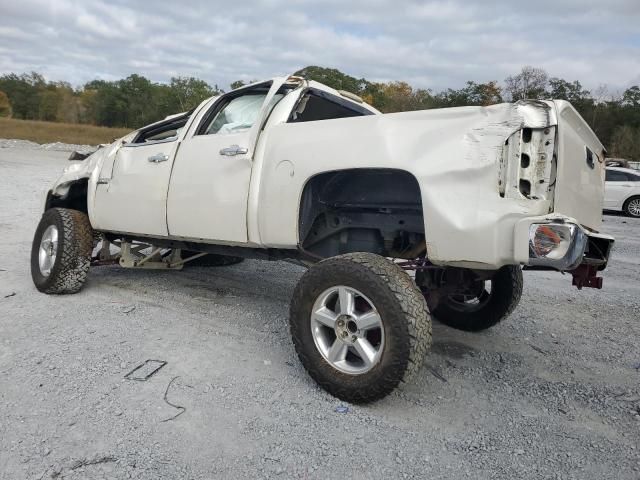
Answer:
xmin=514 ymin=214 xmax=614 ymax=288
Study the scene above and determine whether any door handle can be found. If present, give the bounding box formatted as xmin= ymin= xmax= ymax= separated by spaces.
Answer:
xmin=148 ymin=153 xmax=169 ymax=163
xmin=219 ymin=145 xmax=248 ymax=156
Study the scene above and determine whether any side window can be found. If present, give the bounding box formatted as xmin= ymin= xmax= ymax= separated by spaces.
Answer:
xmin=628 ymin=172 xmax=640 ymax=182
xmin=131 ymin=112 xmax=192 ymax=144
xmin=202 ymin=93 xmax=283 ymax=135
xmin=606 ymin=170 xmax=629 ymax=182
xmin=289 ymin=90 xmax=373 ymax=123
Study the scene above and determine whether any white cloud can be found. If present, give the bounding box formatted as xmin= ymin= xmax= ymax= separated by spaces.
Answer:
xmin=0 ymin=0 xmax=638 ymax=92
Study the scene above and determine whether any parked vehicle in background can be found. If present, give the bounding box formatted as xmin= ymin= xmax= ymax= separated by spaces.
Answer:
xmin=604 ymin=167 xmax=640 ymax=218
xmin=605 ymin=158 xmax=640 ymax=171
xmin=31 ymin=75 xmax=614 ymax=403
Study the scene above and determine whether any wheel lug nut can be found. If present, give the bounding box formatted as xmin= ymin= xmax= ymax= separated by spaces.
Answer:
xmin=341 ymin=331 xmax=348 ymax=338
xmin=337 ymin=319 xmax=345 ymax=327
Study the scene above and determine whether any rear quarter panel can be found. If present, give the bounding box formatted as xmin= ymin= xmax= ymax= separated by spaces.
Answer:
xmin=255 ymin=102 xmax=554 ymax=267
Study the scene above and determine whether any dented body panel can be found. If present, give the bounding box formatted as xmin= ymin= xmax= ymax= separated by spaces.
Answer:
xmin=45 ymin=78 xmax=612 ymax=271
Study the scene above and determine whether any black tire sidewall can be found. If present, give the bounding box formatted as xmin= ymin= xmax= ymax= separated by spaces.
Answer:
xmin=290 ymin=259 xmax=411 ymax=401
xmin=433 ymin=265 xmax=522 ymax=332
xmin=31 ymin=209 xmax=66 ymax=292
xmin=624 ymin=196 xmax=640 ymax=218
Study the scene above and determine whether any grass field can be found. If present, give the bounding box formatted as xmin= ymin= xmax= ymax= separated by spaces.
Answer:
xmin=0 ymin=117 xmax=131 ymax=145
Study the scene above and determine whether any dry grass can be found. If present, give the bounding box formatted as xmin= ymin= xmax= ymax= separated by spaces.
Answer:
xmin=0 ymin=117 xmax=131 ymax=145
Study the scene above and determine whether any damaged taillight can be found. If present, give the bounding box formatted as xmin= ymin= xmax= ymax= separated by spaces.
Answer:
xmin=499 ymin=127 xmax=557 ymax=203
xmin=528 ymin=222 xmax=586 ymax=270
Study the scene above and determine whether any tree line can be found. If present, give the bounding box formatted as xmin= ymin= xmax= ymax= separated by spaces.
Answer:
xmin=0 ymin=72 xmax=221 ymax=129
xmin=0 ymin=66 xmax=638 ymax=159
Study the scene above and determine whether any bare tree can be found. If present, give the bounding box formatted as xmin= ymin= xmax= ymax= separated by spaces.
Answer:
xmin=504 ymin=66 xmax=548 ymax=101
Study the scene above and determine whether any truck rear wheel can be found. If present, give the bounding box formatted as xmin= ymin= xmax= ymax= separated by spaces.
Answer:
xmin=289 ymin=253 xmax=431 ymax=403
xmin=431 ymin=265 xmax=522 ymax=332
xmin=31 ymin=208 xmax=93 ymax=294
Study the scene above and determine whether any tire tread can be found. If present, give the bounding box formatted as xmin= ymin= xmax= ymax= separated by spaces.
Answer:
xmin=31 ymin=208 xmax=93 ymax=294
xmin=290 ymin=253 xmax=432 ymax=403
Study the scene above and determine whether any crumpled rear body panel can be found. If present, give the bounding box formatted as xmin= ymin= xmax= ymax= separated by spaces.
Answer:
xmin=257 ymin=101 xmax=561 ymax=268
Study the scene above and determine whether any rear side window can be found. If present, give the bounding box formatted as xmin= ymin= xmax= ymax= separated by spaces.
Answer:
xmin=289 ymin=89 xmax=373 ymax=123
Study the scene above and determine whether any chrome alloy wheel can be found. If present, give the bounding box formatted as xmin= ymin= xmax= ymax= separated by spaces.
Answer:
xmin=38 ymin=225 xmax=58 ymax=277
xmin=628 ymin=198 xmax=640 ymax=217
xmin=310 ymin=286 xmax=385 ymax=375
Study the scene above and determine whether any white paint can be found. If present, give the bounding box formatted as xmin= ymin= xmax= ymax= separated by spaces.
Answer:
xmin=46 ymin=77 xmax=612 ymax=269
xmin=552 ymin=100 xmax=606 ymax=230
xmin=92 ymin=140 xmax=178 ymax=236
xmin=603 ymin=167 xmax=640 ymax=212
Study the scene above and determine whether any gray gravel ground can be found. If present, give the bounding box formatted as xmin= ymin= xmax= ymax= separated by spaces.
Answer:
xmin=1 ymin=147 xmax=639 ymax=480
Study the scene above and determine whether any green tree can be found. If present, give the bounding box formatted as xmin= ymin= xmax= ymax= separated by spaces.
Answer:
xmin=169 ymin=77 xmax=217 ymax=111
xmin=622 ymin=86 xmax=640 ymax=107
xmin=0 ymin=91 xmax=12 ymax=117
xmin=437 ymin=81 xmax=502 ymax=107
xmin=0 ymin=72 xmax=45 ymax=119
xmin=230 ymin=80 xmax=246 ymax=90
xmin=547 ymin=78 xmax=592 ymax=111
xmin=37 ymin=88 xmax=61 ymax=121
xmin=119 ymin=74 xmax=155 ymax=127
xmin=294 ymin=66 xmax=369 ymax=95
xmin=373 ymin=81 xmax=435 ymax=113
xmin=610 ymin=125 xmax=640 ymax=161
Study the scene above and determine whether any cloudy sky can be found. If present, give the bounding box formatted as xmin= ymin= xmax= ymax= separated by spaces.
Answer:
xmin=1 ymin=0 xmax=639 ymax=92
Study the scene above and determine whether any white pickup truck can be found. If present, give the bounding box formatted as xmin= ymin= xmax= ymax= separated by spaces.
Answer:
xmin=31 ymin=75 xmax=614 ymax=403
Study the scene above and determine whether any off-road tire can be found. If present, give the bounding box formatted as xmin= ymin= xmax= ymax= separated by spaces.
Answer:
xmin=31 ymin=208 xmax=93 ymax=294
xmin=182 ymin=251 xmax=244 ymax=267
xmin=290 ymin=252 xmax=432 ymax=403
xmin=623 ymin=196 xmax=640 ymax=218
xmin=432 ymin=265 xmax=523 ymax=332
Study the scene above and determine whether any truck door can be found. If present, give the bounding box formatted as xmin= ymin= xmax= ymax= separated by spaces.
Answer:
xmin=166 ymin=80 xmax=284 ymax=243
xmin=91 ymin=123 xmax=183 ymax=236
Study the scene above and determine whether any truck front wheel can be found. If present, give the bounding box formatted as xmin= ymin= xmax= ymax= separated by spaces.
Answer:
xmin=31 ymin=208 xmax=93 ymax=294
xmin=289 ymin=253 xmax=432 ymax=403
xmin=429 ymin=265 xmax=523 ymax=332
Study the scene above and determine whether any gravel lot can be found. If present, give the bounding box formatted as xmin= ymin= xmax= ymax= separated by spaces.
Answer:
xmin=1 ymin=146 xmax=639 ymax=479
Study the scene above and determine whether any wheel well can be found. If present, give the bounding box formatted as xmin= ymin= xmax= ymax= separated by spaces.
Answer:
xmin=624 ymin=195 xmax=640 ymax=206
xmin=298 ymin=169 xmax=425 ymax=259
xmin=623 ymin=195 xmax=640 ymax=213
xmin=45 ymin=179 xmax=89 ymax=214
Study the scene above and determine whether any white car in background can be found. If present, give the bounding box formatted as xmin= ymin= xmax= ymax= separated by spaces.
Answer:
xmin=604 ymin=167 xmax=640 ymax=217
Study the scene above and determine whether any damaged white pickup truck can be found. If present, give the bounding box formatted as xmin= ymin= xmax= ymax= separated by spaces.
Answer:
xmin=32 ymin=75 xmax=614 ymax=402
